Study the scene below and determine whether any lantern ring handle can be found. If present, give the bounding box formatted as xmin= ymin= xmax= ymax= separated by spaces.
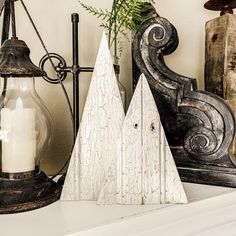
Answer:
xmin=39 ymin=53 xmax=67 ymax=84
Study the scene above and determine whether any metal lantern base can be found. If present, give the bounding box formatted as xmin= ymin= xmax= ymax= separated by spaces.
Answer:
xmin=0 ymin=171 xmax=61 ymax=214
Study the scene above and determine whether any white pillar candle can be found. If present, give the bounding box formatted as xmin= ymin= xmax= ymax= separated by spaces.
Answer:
xmin=1 ymin=98 xmax=36 ymax=173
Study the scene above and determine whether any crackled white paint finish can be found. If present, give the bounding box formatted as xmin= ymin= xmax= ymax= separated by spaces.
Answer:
xmin=60 ymin=32 xmax=125 ymax=201
xmin=98 ymin=74 xmax=187 ymax=205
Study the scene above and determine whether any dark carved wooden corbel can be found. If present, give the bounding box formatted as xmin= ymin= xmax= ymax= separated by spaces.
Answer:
xmin=132 ymin=4 xmax=236 ymax=187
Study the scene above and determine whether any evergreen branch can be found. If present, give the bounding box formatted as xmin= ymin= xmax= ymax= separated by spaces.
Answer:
xmin=79 ymin=2 xmax=111 ymax=21
xmin=79 ymin=0 xmax=155 ymax=57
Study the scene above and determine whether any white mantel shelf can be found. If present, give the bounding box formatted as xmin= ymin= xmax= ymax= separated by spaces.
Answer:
xmin=1 ymin=183 xmax=236 ymax=236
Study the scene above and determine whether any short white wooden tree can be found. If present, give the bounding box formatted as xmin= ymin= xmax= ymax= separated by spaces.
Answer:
xmin=60 ymin=32 xmax=125 ymax=201
xmin=98 ymin=74 xmax=188 ymax=205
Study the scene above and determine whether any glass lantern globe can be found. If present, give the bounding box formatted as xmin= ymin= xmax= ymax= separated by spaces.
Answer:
xmin=0 ymin=38 xmax=61 ymax=214
xmin=0 ymin=77 xmax=53 ymax=176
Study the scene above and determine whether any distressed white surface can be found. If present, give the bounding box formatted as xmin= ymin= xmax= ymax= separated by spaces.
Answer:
xmin=98 ymin=75 xmax=187 ymax=204
xmin=61 ymin=32 xmax=125 ymax=201
xmin=1 ymin=175 xmax=236 ymax=236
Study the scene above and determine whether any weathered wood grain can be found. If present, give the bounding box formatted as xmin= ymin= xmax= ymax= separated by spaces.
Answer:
xmin=0 ymin=0 xmax=5 ymax=14
xmin=205 ymin=14 xmax=236 ymax=97
xmin=98 ymin=74 xmax=188 ymax=205
xmin=224 ymin=71 xmax=236 ymax=163
xmin=142 ymin=76 xmax=162 ymax=204
xmin=60 ymin=32 xmax=125 ymax=201
xmin=205 ymin=14 xmax=236 ymax=163
xmin=118 ymin=77 xmax=142 ymax=205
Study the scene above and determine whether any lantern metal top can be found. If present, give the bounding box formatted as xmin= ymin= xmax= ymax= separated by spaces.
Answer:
xmin=204 ymin=0 xmax=236 ymax=15
xmin=0 ymin=37 xmax=46 ymax=77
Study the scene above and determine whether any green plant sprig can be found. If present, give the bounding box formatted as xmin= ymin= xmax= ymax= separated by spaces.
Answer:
xmin=79 ymin=0 xmax=154 ymax=58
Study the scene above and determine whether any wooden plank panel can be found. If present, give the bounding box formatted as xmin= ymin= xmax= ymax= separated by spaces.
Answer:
xmin=141 ymin=75 xmax=161 ymax=204
xmin=61 ymin=32 xmax=125 ymax=201
xmin=98 ymin=74 xmax=187 ymax=204
xmin=119 ymin=77 xmax=142 ymax=204
xmin=165 ymin=141 xmax=188 ymax=203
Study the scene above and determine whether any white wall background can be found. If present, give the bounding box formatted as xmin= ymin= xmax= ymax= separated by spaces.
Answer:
xmin=9 ymin=0 xmax=219 ymax=173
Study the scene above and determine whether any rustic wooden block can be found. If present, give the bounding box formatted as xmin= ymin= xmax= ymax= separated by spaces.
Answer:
xmin=98 ymin=74 xmax=188 ymax=205
xmin=205 ymin=13 xmax=236 ymax=97
xmin=205 ymin=13 xmax=236 ymax=160
xmin=60 ymin=32 xmax=125 ymax=201
xmin=224 ymin=71 xmax=236 ymax=162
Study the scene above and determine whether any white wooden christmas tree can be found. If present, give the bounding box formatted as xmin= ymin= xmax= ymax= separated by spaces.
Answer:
xmin=98 ymin=74 xmax=188 ymax=205
xmin=60 ymin=32 xmax=125 ymax=201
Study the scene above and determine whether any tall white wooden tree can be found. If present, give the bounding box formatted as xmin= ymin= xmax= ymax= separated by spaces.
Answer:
xmin=98 ymin=74 xmax=188 ymax=205
xmin=60 ymin=32 xmax=125 ymax=201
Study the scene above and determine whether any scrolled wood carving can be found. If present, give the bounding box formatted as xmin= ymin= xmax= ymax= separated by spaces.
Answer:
xmin=132 ymin=6 xmax=235 ymax=164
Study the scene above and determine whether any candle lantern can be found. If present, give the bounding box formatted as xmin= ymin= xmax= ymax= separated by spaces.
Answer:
xmin=0 ymin=0 xmax=93 ymax=214
xmin=0 ymin=1 xmax=63 ymax=214
xmin=0 ymin=38 xmax=54 ymax=174
xmin=0 ymin=36 xmax=61 ymax=214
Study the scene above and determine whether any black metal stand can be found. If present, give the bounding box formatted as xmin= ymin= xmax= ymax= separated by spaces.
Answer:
xmin=72 ymin=13 xmax=80 ymax=139
xmin=39 ymin=13 xmax=94 ymax=188
xmin=39 ymin=13 xmax=93 ymax=140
